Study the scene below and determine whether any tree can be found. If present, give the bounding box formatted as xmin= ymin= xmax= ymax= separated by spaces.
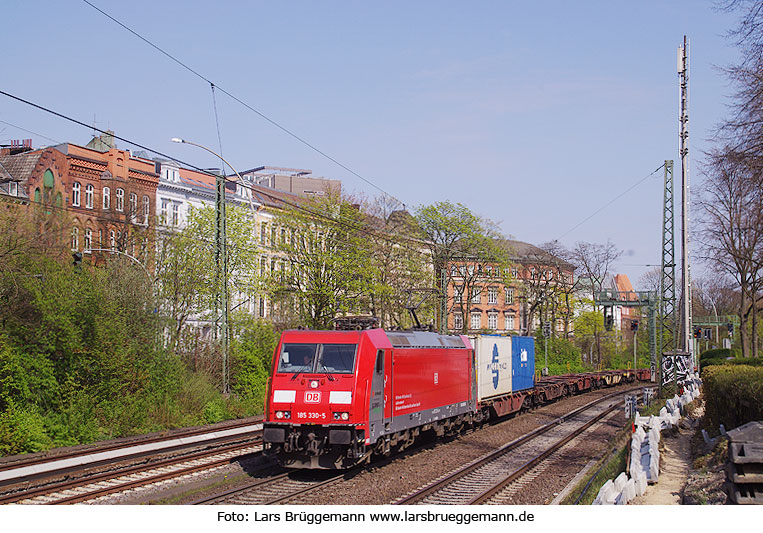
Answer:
xmin=268 ymin=194 xmax=375 ymax=329
xmin=154 ymin=204 xmax=259 ymax=355
xmin=697 ymin=147 xmax=763 ymax=357
xmin=566 ymin=240 xmax=622 ymax=365
xmin=362 ymin=197 xmax=434 ymax=329
xmin=414 ymin=201 xmax=510 ymax=334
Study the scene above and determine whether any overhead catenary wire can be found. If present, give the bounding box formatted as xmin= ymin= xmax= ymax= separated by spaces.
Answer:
xmin=554 ymin=163 xmax=666 ymax=241
xmin=80 ymin=0 xmax=405 ymax=210
xmin=2 ymin=89 xmax=670 ymax=267
xmin=0 ymin=89 xmax=434 ymax=259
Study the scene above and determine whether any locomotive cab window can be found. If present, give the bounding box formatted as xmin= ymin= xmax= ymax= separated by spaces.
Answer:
xmin=375 ymin=350 xmax=384 ymax=374
xmin=277 ymin=343 xmax=357 ymax=374
xmin=320 ymin=344 xmax=357 ymax=374
xmin=277 ymin=344 xmax=318 ymax=373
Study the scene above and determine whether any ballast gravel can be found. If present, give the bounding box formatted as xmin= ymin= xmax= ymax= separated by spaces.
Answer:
xmin=288 ymin=387 xmax=634 ymax=505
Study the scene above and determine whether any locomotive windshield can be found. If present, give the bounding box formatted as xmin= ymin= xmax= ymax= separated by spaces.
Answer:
xmin=277 ymin=343 xmax=357 ymax=374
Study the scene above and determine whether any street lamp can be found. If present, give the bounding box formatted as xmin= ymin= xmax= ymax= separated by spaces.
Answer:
xmin=171 ymin=137 xmax=244 ymax=394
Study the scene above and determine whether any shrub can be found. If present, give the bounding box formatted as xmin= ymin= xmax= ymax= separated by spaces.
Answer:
xmin=0 ymin=403 xmax=51 ymax=456
xmin=700 ymin=348 xmax=735 ymax=361
xmin=702 ymin=365 xmax=763 ymax=435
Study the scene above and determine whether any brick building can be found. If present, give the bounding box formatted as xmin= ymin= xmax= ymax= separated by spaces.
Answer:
xmin=0 ymin=133 xmax=159 ymax=262
xmin=447 ymin=239 xmax=575 ymax=336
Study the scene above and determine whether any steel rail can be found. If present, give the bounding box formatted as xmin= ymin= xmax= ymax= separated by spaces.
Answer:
xmin=394 ymin=388 xmax=635 ymax=505
xmin=0 ymin=416 xmax=263 ymax=475
xmin=0 ymin=438 xmax=263 ymax=505
xmin=468 ymin=403 xmax=619 ymax=504
xmin=49 ymin=442 xmax=263 ymax=504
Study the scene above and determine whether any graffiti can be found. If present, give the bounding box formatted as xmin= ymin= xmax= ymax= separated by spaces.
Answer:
xmin=661 ymin=354 xmax=692 ymax=385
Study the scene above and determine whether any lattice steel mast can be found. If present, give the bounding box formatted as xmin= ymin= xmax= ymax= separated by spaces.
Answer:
xmin=660 ymin=160 xmax=677 ymax=390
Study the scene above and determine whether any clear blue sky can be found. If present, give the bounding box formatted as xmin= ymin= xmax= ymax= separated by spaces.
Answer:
xmin=1 ymin=1 xmax=742 ymax=285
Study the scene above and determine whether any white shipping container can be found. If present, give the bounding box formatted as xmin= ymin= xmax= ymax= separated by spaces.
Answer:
xmin=472 ymin=335 xmax=513 ymax=401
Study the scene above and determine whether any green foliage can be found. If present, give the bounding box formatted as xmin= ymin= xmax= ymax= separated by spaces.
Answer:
xmin=702 ymin=365 xmax=763 ymax=434
xmin=535 ymin=336 xmax=588 ymax=375
xmin=700 ymin=348 xmax=736 ymax=361
xmin=270 ymin=195 xmax=378 ymax=329
xmin=0 ymin=403 xmax=51 ymax=455
xmin=415 ymin=201 xmax=510 ymax=334
xmin=230 ymin=313 xmax=278 ymax=406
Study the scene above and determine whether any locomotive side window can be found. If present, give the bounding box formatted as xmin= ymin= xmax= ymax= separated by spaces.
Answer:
xmin=375 ymin=350 xmax=384 ymax=374
xmin=320 ymin=344 xmax=357 ymax=374
xmin=278 ymin=343 xmax=317 ymax=373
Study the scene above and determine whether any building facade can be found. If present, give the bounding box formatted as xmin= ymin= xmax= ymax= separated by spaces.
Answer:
xmin=446 ymin=239 xmax=575 ymax=337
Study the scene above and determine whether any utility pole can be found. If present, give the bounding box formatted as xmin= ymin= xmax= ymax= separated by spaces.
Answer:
xmin=678 ymin=36 xmax=693 ymax=366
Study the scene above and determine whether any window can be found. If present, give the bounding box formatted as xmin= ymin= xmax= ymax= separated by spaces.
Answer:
xmin=454 ymin=288 xmax=463 ymax=304
xmin=8 ymin=182 xmax=18 ymax=196
xmin=260 ymin=256 xmax=267 ymax=277
xmin=488 ymin=286 xmax=498 ymax=304
xmin=72 ymin=182 xmax=81 ymax=207
xmin=276 ymin=343 xmax=357 ymax=374
xmin=530 ymin=268 xmax=537 ymax=279
xmin=129 ymin=193 xmax=138 ymax=220
xmin=505 ymin=287 xmax=514 ymax=304
xmin=160 ymin=199 xmax=169 ymax=223
xmin=109 ymin=229 xmax=116 ymax=250
xmin=171 ymin=203 xmax=179 ymax=226
xmin=470 ymin=312 xmax=482 ymax=330
xmin=471 ymin=288 xmax=481 ymax=304
xmin=260 ymin=223 xmax=267 ymax=245
xmin=115 ymin=188 xmax=124 ymax=211
xmin=85 ymin=184 xmax=94 ymax=208
xmin=84 ymin=228 xmax=92 ymax=251
xmin=505 ymin=313 xmax=515 ymax=330
xmin=454 ymin=313 xmax=463 ymax=331
xmin=71 ymin=227 xmax=79 ymax=251
xmin=511 ymin=267 xmax=518 ymax=278
xmin=142 ymin=196 xmax=149 ymax=225
xmin=103 ymin=186 xmax=110 ymax=209
xmin=488 ymin=313 xmax=498 ymax=330
xmin=34 ymin=188 xmax=41 ymax=203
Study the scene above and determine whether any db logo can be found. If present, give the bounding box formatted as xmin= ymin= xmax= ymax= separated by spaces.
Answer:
xmin=304 ymin=391 xmax=321 ymax=403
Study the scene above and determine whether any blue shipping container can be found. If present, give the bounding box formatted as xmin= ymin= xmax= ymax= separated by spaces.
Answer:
xmin=511 ymin=336 xmax=535 ymax=391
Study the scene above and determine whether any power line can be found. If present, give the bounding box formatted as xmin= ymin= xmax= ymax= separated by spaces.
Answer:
xmin=0 ymin=88 xmax=432 ymax=259
xmin=80 ymin=0 xmax=405 ymax=209
xmin=555 ymin=163 xmax=666 ymax=241
xmin=0 ymin=119 xmax=60 ymax=144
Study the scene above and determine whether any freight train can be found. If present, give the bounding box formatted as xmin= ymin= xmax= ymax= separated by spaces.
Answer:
xmin=262 ymin=326 xmax=649 ymax=469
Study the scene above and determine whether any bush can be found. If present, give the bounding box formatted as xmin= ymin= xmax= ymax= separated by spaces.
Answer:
xmin=700 ymin=348 xmax=735 ymax=361
xmin=0 ymin=403 xmax=52 ymax=456
xmin=535 ymin=336 xmax=588 ymax=375
xmin=702 ymin=365 xmax=763 ymax=435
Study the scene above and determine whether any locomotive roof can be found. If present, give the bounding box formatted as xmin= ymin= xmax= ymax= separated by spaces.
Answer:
xmin=385 ymin=331 xmax=466 ymax=349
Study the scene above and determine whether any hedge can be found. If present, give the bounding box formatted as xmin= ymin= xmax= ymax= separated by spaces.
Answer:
xmin=702 ymin=365 xmax=763 ymax=435
xmin=699 ymin=348 xmax=736 ymax=361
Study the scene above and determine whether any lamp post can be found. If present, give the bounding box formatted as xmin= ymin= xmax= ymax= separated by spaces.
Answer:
xmin=171 ymin=138 xmax=244 ymax=394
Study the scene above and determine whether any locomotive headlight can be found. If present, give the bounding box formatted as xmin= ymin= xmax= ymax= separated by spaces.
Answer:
xmin=275 ymin=411 xmax=291 ymax=420
xmin=341 ymin=412 xmax=349 ymax=421
xmin=310 ymin=380 xmax=319 ymax=389
xmin=275 ymin=411 xmax=284 ymax=419
xmin=333 ymin=412 xmax=350 ymax=421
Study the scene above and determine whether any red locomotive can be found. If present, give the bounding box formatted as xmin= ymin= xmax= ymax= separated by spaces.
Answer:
xmin=262 ymin=327 xmax=476 ymax=469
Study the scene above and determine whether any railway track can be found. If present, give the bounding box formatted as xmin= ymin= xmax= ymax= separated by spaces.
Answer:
xmin=0 ymin=418 xmax=263 ymax=505
xmin=189 ymin=470 xmax=345 ymax=505
xmin=392 ymin=389 xmax=631 ymax=505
